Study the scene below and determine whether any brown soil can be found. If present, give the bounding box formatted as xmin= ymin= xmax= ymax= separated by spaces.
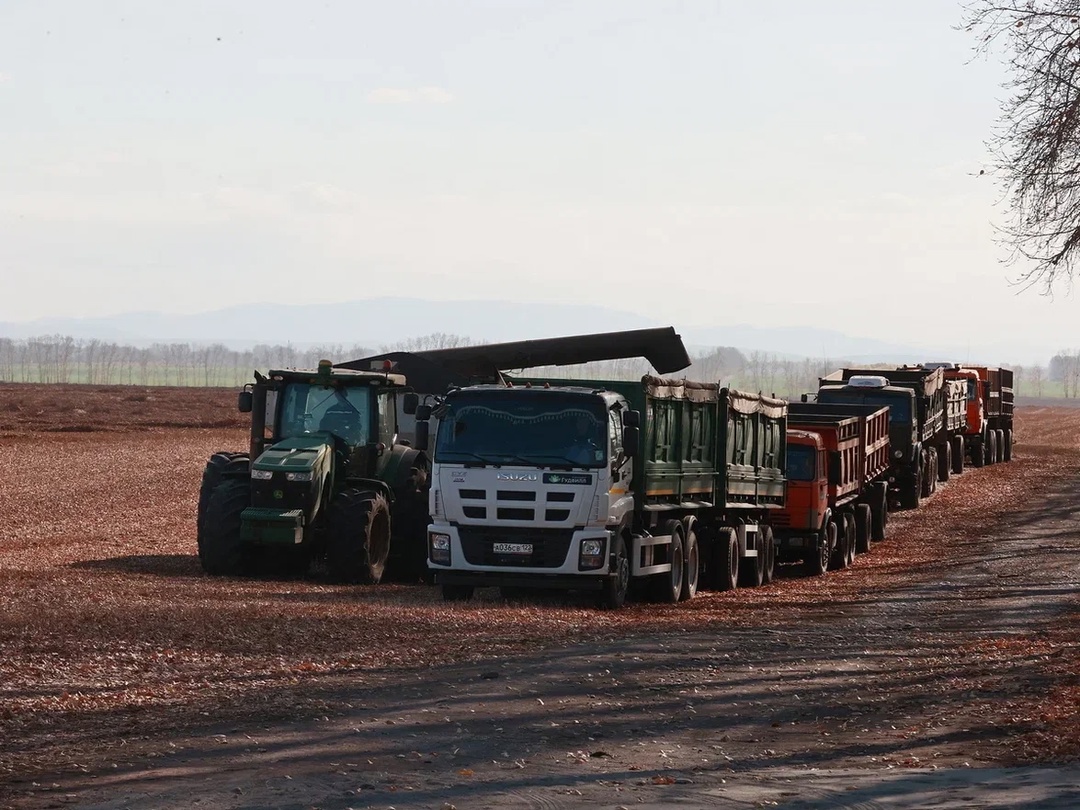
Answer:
xmin=1 ymin=384 xmax=1079 ymax=808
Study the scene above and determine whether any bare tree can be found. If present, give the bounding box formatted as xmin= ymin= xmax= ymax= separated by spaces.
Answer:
xmin=965 ymin=2 xmax=1080 ymax=291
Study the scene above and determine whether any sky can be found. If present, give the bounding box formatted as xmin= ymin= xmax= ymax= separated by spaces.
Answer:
xmin=0 ymin=1 xmax=1076 ymax=360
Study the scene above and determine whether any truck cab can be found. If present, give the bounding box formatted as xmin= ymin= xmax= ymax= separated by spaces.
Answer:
xmin=778 ymin=430 xmax=828 ymax=536
xmin=425 ymin=384 xmax=637 ymax=600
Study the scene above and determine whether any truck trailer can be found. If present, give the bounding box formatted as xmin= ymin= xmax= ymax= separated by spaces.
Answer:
xmin=773 ymin=402 xmax=891 ymax=575
xmin=419 ymin=376 xmax=787 ymax=608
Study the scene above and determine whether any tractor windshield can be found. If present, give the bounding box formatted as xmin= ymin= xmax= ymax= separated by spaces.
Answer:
xmin=277 ymin=383 xmax=374 ymax=446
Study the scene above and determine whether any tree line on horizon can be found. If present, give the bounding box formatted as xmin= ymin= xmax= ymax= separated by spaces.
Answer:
xmin=0 ymin=333 xmax=1077 ymax=398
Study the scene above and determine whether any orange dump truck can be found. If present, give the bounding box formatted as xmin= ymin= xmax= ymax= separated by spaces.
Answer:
xmin=952 ymin=365 xmax=1015 ymax=466
xmin=772 ymin=402 xmax=890 ymax=576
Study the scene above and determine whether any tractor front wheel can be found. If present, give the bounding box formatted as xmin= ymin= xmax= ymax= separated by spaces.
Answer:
xmin=326 ymin=489 xmax=392 ymax=584
xmin=200 ymin=479 xmax=251 ymax=575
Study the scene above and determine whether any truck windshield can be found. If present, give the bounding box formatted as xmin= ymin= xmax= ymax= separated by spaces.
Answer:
xmin=817 ymin=391 xmax=912 ymax=424
xmin=435 ymin=390 xmax=608 ymax=468
xmin=277 ymin=383 xmax=373 ymax=445
xmin=787 ymin=445 xmax=816 ymax=482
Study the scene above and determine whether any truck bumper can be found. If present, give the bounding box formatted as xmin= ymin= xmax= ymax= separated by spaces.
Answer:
xmin=426 ymin=523 xmax=613 ymax=580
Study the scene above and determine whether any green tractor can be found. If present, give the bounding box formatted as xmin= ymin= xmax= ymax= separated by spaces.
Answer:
xmin=196 ymin=360 xmax=430 ymax=583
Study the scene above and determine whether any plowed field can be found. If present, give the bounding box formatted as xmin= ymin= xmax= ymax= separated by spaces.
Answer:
xmin=1 ymin=383 xmax=1079 ymax=809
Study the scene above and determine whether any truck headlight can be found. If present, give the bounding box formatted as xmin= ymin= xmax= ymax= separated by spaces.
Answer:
xmin=285 ymin=471 xmax=313 ymax=482
xmin=429 ymin=533 xmax=451 ymax=565
xmin=251 ymin=469 xmax=273 ymax=480
xmin=579 ymin=538 xmax=606 ymax=570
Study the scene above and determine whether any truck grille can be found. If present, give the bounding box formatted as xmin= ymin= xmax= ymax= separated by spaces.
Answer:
xmin=458 ymin=527 xmax=573 ymax=568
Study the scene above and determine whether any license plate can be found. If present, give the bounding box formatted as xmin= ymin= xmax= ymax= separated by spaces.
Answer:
xmin=493 ymin=542 xmax=533 ymax=555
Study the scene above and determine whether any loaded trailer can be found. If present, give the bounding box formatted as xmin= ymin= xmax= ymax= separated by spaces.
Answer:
xmin=817 ymin=367 xmax=964 ymax=509
xmin=773 ymin=402 xmax=891 ymax=575
xmin=419 ymin=375 xmax=788 ymax=608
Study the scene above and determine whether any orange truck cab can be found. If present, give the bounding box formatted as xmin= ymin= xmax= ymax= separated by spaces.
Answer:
xmin=772 ymin=403 xmax=890 ymax=577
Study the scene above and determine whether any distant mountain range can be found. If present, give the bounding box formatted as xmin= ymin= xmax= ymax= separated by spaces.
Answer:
xmin=0 ymin=297 xmax=1043 ymax=366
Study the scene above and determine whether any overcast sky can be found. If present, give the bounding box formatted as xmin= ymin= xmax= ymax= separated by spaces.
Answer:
xmin=0 ymin=1 xmax=1075 ymax=358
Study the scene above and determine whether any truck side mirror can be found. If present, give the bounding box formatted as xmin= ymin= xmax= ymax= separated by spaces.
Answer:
xmin=415 ymin=404 xmax=432 ymax=421
xmin=402 ymin=393 xmax=419 ymax=415
xmin=622 ymin=410 xmax=641 ymax=428
xmin=415 ymin=420 xmax=430 ymax=452
xmin=623 ymin=425 xmax=640 ymax=458
xmin=238 ymin=391 xmax=253 ymax=413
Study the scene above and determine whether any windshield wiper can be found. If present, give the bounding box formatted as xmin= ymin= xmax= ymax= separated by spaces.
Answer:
xmin=440 ymin=451 xmax=505 ymax=466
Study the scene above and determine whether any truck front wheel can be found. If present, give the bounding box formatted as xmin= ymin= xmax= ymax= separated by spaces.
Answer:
xmin=806 ymin=519 xmax=834 ymax=577
xmin=599 ymin=534 xmax=630 ymax=609
xmin=326 ymin=489 xmax=392 ymax=584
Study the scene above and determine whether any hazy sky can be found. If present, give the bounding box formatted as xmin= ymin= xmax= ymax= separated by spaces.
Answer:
xmin=1 ymin=1 xmax=1076 ymax=358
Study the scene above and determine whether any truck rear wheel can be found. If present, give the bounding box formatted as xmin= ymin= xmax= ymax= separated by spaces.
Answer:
xmin=738 ymin=527 xmax=764 ymax=588
xmin=830 ymin=515 xmax=852 ymax=570
xmin=760 ymin=525 xmax=776 ymax=585
xmin=970 ymin=435 xmax=984 ymax=468
xmin=599 ymin=534 xmax=630 ymax=609
xmin=995 ymin=429 xmax=1006 ymax=463
xmin=806 ymin=519 xmax=834 ymax=577
xmin=987 ymin=430 xmax=998 ymax=465
xmin=713 ymin=527 xmax=739 ymax=591
xmin=326 ymin=489 xmax=391 ymax=585
xmin=870 ymin=483 xmax=888 ymax=542
xmin=680 ymin=518 xmax=700 ymax=601
xmin=951 ymin=435 xmax=965 ymax=474
xmin=200 ymin=479 xmax=251 ymax=576
xmin=658 ymin=519 xmax=684 ymax=603
xmin=920 ymin=451 xmax=935 ymax=498
xmin=937 ymin=442 xmax=951 ymax=483
xmin=854 ymin=504 xmax=872 ymax=554
xmin=1004 ymin=429 xmax=1013 ymax=461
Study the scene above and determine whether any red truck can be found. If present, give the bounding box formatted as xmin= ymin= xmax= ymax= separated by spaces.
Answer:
xmin=772 ymin=402 xmax=891 ymax=576
xmin=926 ymin=364 xmax=1015 ymax=467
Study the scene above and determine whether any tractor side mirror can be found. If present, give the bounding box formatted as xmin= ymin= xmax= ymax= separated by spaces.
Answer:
xmin=402 ymin=393 xmax=419 ymax=415
xmin=415 ymin=420 xmax=430 ymax=452
xmin=623 ymin=425 xmax=640 ymax=458
xmin=238 ymin=391 xmax=253 ymax=413
xmin=622 ymin=410 xmax=640 ymax=428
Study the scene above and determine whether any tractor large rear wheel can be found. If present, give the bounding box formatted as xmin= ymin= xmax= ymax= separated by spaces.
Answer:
xmin=200 ymin=479 xmax=251 ymax=575
xmin=326 ymin=489 xmax=392 ymax=584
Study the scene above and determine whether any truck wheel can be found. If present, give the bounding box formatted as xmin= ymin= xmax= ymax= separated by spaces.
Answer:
xmin=995 ymin=429 xmax=1006 ymax=463
xmin=870 ymin=483 xmax=888 ymax=541
xmin=599 ymin=534 xmax=630 ymax=609
xmin=970 ymin=435 xmax=984 ymax=468
xmin=442 ymin=584 xmax=474 ymax=602
xmin=986 ymin=430 xmax=998 ymax=465
xmin=326 ymin=489 xmax=392 ymax=584
xmin=197 ymin=452 xmax=249 ymax=559
xmin=1004 ymin=429 xmax=1013 ymax=461
xmin=658 ymin=519 xmax=684 ymax=603
xmin=713 ymin=527 xmax=739 ymax=591
xmin=920 ymin=450 xmax=935 ymax=498
xmin=951 ymin=435 xmax=965 ymax=475
xmin=200 ymin=479 xmax=251 ymax=575
xmin=854 ymin=503 xmax=872 ymax=554
xmin=680 ymin=518 xmax=700 ymax=601
xmin=830 ymin=515 xmax=851 ymax=570
xmin=738 ymin=527 xmax=764 ymax=588
xmin=806 ymin=519 xmax=834 ymax=577
xmin=938 ymin=442 xmax=951 ymax=483
xmin=760 ymin=525 xmax=776 ymax=585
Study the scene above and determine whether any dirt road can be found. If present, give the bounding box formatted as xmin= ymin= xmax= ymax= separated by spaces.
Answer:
xmin=2 ymin=389 xmax=1079 ymax=808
